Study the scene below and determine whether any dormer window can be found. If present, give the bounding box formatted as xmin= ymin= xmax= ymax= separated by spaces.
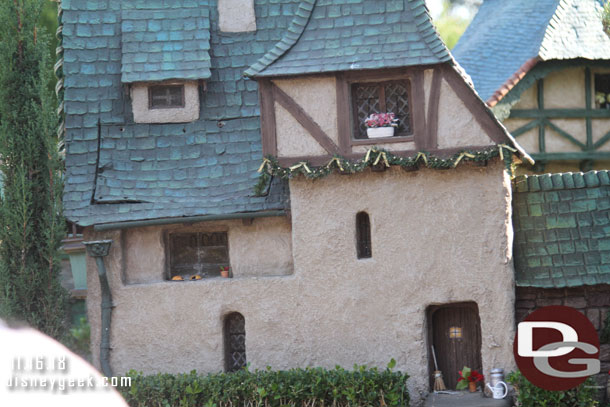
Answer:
xmin=149 ymin=85 xmax=185 ymax=109
xmin=352 ymin=81 xmax=412 ymax=139
xmin=130 ymin=80 xmax=200 ymax=124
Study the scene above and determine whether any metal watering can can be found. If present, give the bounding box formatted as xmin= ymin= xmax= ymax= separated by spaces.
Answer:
xmin=485 ymin=381 xmax=508 ymax=399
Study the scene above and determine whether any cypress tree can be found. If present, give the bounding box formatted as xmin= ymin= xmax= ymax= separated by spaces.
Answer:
xmin=0 ymin=0 xmax=68 ymax=339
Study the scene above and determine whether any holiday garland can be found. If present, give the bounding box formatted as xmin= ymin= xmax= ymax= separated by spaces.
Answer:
xmin=254 ymin=145 xmax=517 ymax=195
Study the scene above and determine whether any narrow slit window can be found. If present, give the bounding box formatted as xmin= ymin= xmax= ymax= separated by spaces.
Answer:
xmin=224 ymin=312 xmax=246 ymax=372
xmin=356 ymin=212 xmax=372 ymax=259
xmin=149 ymin=85 xmax=185 ymax=109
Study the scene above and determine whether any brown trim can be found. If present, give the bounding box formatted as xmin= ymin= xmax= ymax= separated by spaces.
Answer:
xmin=258 ymin=79 xmax=277 ymax=156
xmin=336 ymin=72 xmax=351 ymax=154
xmin=441 ymin=64 xmax=508 ymax=145
xmin=344 ymin=66 xmax=423 ymax=82
xmin=426 ymin=68 xmax=442 ymax=149
xmin=351 ymin=135 xmax=414 ymax=146
xmin=271 ymin=83 xmax=341 ymax=155
xmin=276 ymin=144 xmax=500 ymax=167
xmin=411 ymin=69 xmax=427 ymax=149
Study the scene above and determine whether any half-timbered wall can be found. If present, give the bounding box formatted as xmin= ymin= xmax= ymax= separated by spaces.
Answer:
xmin=505 ymin=66 xmax=610 ymax=172
xmin=259 ymin=64 xmax=503 ymax=166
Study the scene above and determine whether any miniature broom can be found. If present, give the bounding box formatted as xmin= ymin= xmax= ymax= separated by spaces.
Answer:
xmin=431 ymin=345 xmax=447 ymax=391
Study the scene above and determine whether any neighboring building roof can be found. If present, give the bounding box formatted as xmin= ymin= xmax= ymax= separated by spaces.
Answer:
xmin=121 ymin=5 xmax=212 ymax=83
xmin=452 ymin=0 xmax=610 ymax=104
xmin=513 ymin=171 xmax=610 ymax=288
xmin=62 ymin=0 xmax=300 ymax=226
xmin=245 ymin=0 xmax=451 ymax=77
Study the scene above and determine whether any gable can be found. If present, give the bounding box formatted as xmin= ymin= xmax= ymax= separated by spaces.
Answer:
xmin=256 ymin=63 xmax=529 ymax=169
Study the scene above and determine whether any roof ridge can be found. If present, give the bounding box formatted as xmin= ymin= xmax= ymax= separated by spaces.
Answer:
xmin=538 ymin=0 xmax=571 ymax=60
xmin=514 ymin=170 xmax=610 ymax=193
xmin=243 ymin=0 xmax=316 ymax=77
xmin=410 ymin=0 xmax=451 ymax=62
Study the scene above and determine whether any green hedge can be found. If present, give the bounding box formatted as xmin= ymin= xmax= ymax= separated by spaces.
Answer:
xmin=118 ymin=361 xmax=409 ymax=407
xmin=507 ymin=371 xmax=599 ymax=407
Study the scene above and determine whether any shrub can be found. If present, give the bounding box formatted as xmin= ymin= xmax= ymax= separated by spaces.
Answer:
xmin=507 ymin=371 xmax=599 ymax=407
xmin=118 ymin=361 xmax=409 ymax=407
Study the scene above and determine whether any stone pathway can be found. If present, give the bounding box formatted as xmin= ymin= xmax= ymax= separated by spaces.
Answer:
xmin=423 ymin=392 xmax=511 ymax=407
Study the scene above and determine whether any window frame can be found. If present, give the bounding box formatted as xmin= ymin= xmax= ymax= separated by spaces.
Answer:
xmin=350 ymin=79 xmax=414 ymax=141
xmin=594 ymin=73 xmax=610 ymax=109
xmin=165 ymin=230 xmax=230 ymax=280
xmin=148 ymin=84 xmax=186 ymax=110
xmin=337 ymin=69 xmax=418 ymax=147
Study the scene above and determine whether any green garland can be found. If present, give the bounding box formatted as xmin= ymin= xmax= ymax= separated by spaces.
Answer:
xmin=254 ymin=145 xmax=516 ymax=196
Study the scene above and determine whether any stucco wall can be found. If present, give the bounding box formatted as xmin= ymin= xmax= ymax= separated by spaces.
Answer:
xmin=273 ymin=77 xmax=338 ymax=157
xmin=437 ymin=78 xmax=494 ymax=149
xmin=85 ymin=162 xmax=515 ymax=405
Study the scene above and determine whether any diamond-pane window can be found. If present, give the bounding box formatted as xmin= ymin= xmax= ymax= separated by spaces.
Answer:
xmin=149 ymin=85 xmax=185 ymax=109
xmin=168 ymin=232 xmax=229 ymax=279
xmin=352 ymin=81 xmax=412 ymax=139
xmin=224 ymin=312 xmax=246 ymax=372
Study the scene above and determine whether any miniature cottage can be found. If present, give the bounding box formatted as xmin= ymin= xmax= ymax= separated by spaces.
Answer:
xmin=62 ymin=0 xmax=530 ymax=402
xmin=453 ymin=0 xmax=610 ymax=173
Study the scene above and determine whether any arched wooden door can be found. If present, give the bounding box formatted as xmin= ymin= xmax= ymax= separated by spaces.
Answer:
xmin=428 ymin=303 xmax=482 ymax=390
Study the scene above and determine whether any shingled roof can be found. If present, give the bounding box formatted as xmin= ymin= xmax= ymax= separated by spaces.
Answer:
xmin=245 ymin=0 xmax=451 ymax=77
xmin=452 ymin=0 xmax=610 ymax=104
xmin=513 ymin=171 xmax=610 ymax=288
xmin=62 ymin=0 xmax=300 ymax=226
xmin=121 ymin=5 xmax=212 ymax=83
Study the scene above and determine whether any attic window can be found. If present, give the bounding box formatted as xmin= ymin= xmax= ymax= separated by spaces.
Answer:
xmin=131 ymin=81 xmax=200 ymax=123
xmin=168 ymin=232 xmax=230 ymax=279
xmin=149 ymin=85 xmax=185 ymax=109
xmin=352 ymin=81 xmax=412 ymax=139
xmin=595 ymin=74 xmax=610 ymax=109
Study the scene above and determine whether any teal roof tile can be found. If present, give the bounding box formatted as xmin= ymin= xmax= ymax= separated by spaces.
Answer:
xmin=245 ymin=0 xmax=451 ymax=77
xmin=453 ymin=0 xmax=610 ymax=102
xmin=513 ymin=171 xmax=610 ymax=288
xmin=62 ymin=0 xmax=301 ymax=226
xmin=121 ymin=2 xmax=212 ymax=83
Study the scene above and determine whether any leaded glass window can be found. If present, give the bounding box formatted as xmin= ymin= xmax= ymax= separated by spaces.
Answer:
xmin=224 ymin=313 xmax=246 ymax=372
xmin=352 ymin=81 xmax=412 ymax=139
xmin=168 ymin=232 xmax=229 ymax=279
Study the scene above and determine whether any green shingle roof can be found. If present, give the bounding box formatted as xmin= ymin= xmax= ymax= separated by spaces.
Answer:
xmin=121 ymin=3 xmax=212 ymax=83
xmin=62 ymin=0 xmax=300 ymax=226
xmin=513 ymin=171 xmax=610 ymax=288
xmin=453 ymin=0 xmax=610 ymax=102
xmin=245 ymin=0 xmax=451 ymax=78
